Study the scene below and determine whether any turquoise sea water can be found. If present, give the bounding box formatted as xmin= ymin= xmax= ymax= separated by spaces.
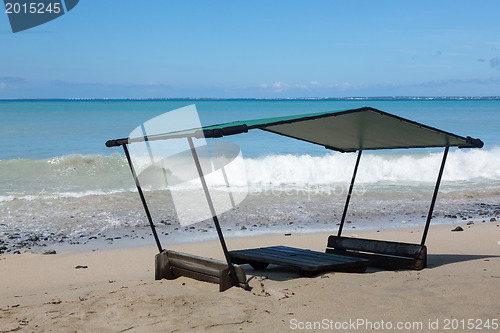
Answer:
xmin=1 ymin=99 xmax=499 ymax=160
xmin=0 ymin=99 xmax=499 ymax=250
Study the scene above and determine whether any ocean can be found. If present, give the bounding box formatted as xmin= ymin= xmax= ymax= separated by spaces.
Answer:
xmin=0 ymin=99 xmax=499 ymax=252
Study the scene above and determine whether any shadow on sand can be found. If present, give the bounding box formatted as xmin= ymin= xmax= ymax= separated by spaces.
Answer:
xmin=241 ymin=253 xmax=500 ymax=282
xmin=426 ymin=253 xmax=500 ymax=268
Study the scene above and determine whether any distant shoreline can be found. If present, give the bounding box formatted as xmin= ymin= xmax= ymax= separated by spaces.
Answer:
xmin=1 ymin=96 xmax=500 ymax=102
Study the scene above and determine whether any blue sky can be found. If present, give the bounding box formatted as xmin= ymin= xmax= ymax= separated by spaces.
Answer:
xmin=1 ymin=1 xmax=499 ymax=98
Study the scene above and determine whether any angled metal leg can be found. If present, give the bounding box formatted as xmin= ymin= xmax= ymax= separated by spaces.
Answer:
xmin=221 ymin=166 xmax=236 ymax=208
xmin=187 ymin=137 xmax=239 ymax=287
xmin=421 ymin=146 xmax=449 ymax=246
xmin=337 ymin=150 xmax=363 ymax=237
xmin=123 ymin=144 xmax=163 ymax=253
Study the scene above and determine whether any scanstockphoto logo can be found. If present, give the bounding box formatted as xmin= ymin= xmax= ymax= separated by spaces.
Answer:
xmin=3 ymin=0 xmax=79 ymax=33
xmin=127 ymin=105 xmax=249 ymax=227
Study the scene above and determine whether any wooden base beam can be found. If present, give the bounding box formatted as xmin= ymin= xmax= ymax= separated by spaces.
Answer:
xmin=327 ymin=236 xmax=427 ymax=270
xmin=155 ymin=250 xmax=250 ymax=292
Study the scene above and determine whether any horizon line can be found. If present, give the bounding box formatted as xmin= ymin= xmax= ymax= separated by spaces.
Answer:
xmin=1 ymin=96 xmax=500 ymax=101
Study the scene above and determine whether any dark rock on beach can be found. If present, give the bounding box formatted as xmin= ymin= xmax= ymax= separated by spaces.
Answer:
xmin=451 ymin=226 xmax=464 ymax=232
xmin=0 ymin=200 xmax=498 ymax=255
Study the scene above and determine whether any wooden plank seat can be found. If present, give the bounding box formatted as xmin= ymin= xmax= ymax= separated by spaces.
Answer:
xmin=229 ymin=245 xmax=369 ymax=277
xmin=326 ymin=236 xmax=427 ymax=270
xmin=155 ymin=250 xmax=250 ymax=292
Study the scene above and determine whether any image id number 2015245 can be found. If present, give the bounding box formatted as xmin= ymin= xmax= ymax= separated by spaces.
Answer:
xmin=5 ymin=2 xmax=62 ymax=14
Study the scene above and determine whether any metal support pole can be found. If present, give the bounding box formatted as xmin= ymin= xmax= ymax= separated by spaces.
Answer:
xmin=337 ymin=150 xmax=363 ymax=237
xmin=421 ymin=146 xmax=449 ymax=246
xmin=187 ymin=137 xmax=239 ymax=287
xmin=123 ymin=144 xmax=163 ymax=253
xmin=221 ymin=166 xmax=236 ymax=208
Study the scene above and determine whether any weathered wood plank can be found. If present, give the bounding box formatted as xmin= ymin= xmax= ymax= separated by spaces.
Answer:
xmin=167 ymin=250 xmax=227 ymax=268
xmin=230 ymin=248 xmax=323 ymax=269
xmin=231 ymin=246 xmax=366 ymax=267
xmin=231 ymin=248 xmax=323 ymax=269
xmin=327 ymin=236 xmax=424 ymax=257
xmin=229 ymin=246 xmax=369 ymax=275
xmin=238 ymin=246 xmax=363 ymax=269
xmin=170 ymin=266 xmax=223 ymax=284
xmin=168 ymin=254 xmax=226 ymax=277
xmin=155 ymin=251 xmax=173 ymax=280
xmin=233 ymin=265 xmax=247 ymax=285
xmin=154 ymin=250 xmax=249 ymax=291
xmin=326 ymin=249 xmax=426 ymax=270
xmin=270 ymin=246 xmax=367 ymax=264
xmin=326 ymin=236 xmax=427 ymax=270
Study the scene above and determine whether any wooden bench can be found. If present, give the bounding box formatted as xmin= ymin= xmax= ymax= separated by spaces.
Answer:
xmin=155 ymin=250 xmax=250 ymax=292
xmin=229 ymin=245 xmax=369 ymax=277
xmin=326 ymin=236 xmax=427 ymax=270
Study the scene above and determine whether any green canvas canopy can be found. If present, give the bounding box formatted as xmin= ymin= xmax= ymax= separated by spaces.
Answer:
xmin=106 ymin=107 xmax=483 ymax=151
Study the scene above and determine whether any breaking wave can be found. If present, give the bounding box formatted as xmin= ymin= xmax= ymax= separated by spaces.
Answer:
xmin=244 ymin=148 xmax=500 ymax=186
xmin=1 ymin=148 xmax=499 ymax=201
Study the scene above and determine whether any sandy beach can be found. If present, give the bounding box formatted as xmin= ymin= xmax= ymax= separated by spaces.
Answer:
xmin=3 ymin=0 xmax=500 ymax=331
xmin=1 ymin=221 xmax=499 ymax=332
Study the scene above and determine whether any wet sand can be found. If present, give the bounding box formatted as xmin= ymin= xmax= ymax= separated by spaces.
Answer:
xmin=1 ymin=190 xmax=499 ymax=255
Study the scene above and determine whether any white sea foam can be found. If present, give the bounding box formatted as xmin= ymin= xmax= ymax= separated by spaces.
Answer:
xmin=1 ymin=149 xmax=498 ymax=241
xmin=0 ymin=189 xmax=135 ymax=203
xmin=1 ymin=149 xmax=499 ymax=200
xmin=243 ymin=148 xmax=500 ymax=187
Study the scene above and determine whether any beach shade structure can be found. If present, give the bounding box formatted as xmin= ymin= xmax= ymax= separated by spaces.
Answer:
xmin=106 ymin=107 xmax=483 ymax=290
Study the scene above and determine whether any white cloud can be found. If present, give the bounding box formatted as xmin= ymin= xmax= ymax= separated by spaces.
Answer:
xmin=310 ymin=81 xmax=321 ymax=86
xmin=271 ymin=81 xmax=289 ymax=89
xmin=259 ymin=81 xmax=290 ymax=92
